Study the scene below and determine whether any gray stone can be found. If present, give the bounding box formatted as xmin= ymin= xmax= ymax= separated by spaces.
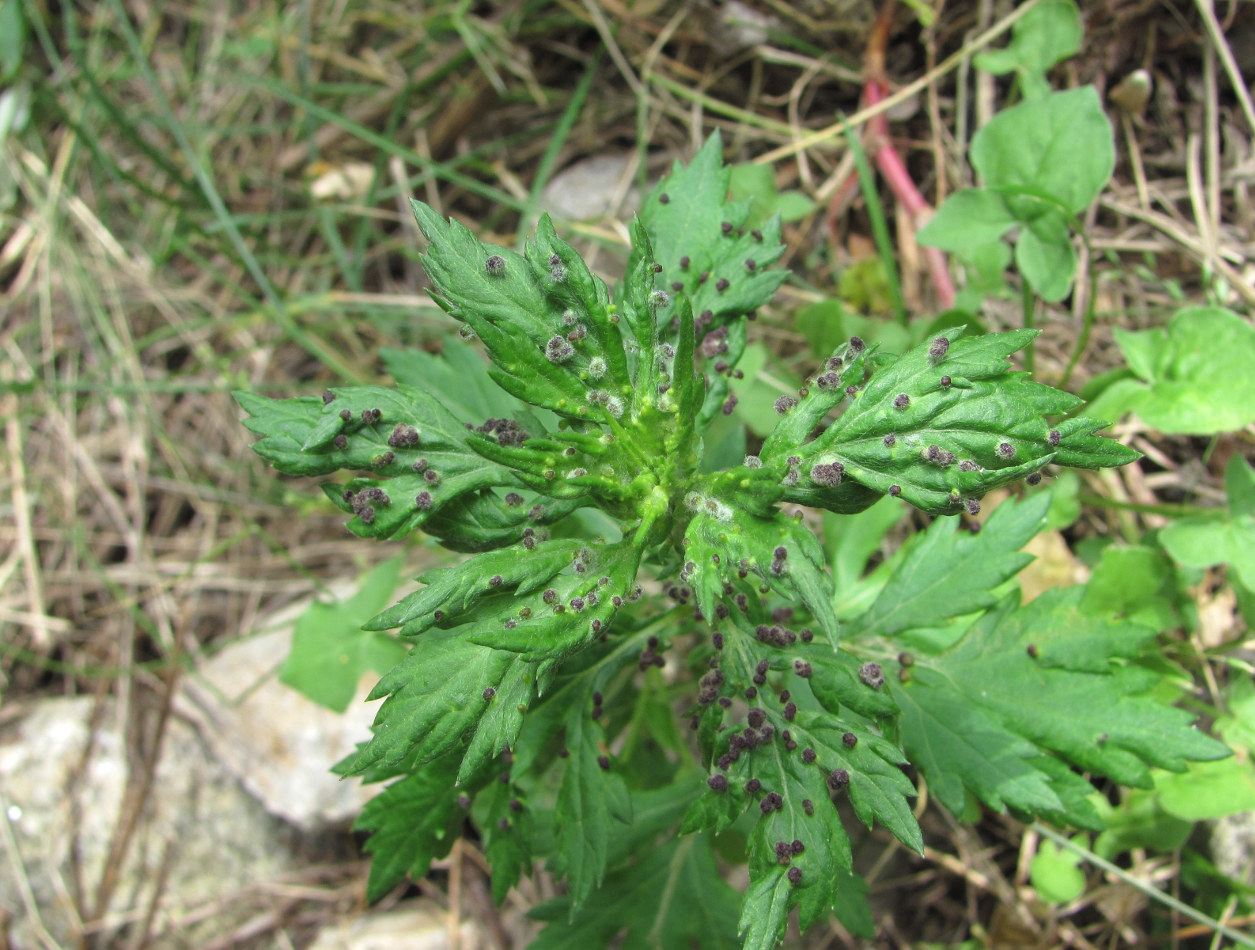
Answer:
xmin=0 ymin=695 xmax=298 ymax=949
xmin=541 ymin=153 xmax=639 ymax=221
xmin=307 ymin=904 xmax=486 ymax=950
xmin=173 ymin=582 xmax=383 ymax=832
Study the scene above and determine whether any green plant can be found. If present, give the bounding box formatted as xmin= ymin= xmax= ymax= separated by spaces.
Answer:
xmin=918 ymin=84 xmax=1114 ymax=304
xmin=237 ymin=135 xmax=1228 ymax=948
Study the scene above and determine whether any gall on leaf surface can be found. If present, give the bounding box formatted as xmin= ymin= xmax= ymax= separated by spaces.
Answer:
xmin=760 ymin=327 xmax=1137 ymax=515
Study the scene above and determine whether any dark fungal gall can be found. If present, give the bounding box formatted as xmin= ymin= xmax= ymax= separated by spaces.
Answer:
xmin=858 ymin=662 xmax=884 ymax=689
xmin=787 ymin=867 xmax=803 ymax=885
xmin=1027 ymin=644 xmax=1039 ymax=659
xmin=659 ymin=193 xmax=670 ymax=204
xmin=708 ymin=774 xmax=728 ymax=792
xmin=997 ymin=442 xmax=1016 ymax=459
xmin=484 ymin=254 xmax=506 ymax=276
xmin=483 ymin=688 xmax=496 ymax=700
xmin=333 ymin=434 xmax=348 ymax=450
xmin=1027 ymin=472 xmax=1042 ymax=485
xmin=715 ymin=277 xmax=730 ymax=292
xmin=893 ymin=393 xmax=910 ymax=409
xmin=828 ymin=768 xmax=850 ymax=790
xmin=842 ymin=732 xmax=857 ymax=748
xmin=597 ymin=755 xmax=610 ymax=771
xmin=929 ymin=336 xmax=950 ymax=360
xmin=1048 ymin=429 xmax=1061 ymax=446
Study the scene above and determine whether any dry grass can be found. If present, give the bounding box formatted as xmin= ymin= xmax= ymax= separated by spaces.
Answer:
xmin=1 ymin=0 xmax=1251 ymax=946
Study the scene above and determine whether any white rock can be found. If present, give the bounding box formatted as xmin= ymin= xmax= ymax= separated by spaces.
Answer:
xmin=307 ymin=905 xmax=486 ymax=950
xmin=540 ymin=153 xmax=639 ymax=221
xmin=0 ymin=696 xmax=297 ymax=949
xmin=173 ymin=581 xmax=384 ymax=832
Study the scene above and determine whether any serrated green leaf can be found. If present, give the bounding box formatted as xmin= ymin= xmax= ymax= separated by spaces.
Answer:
xmin=279 ymin=558 xmax=408 ymax=713
xmin=762 ymin=328 xmax=1137 ymax=515
xmin=555 ymin=683 xmax=633 ymax=912
xmin=411 ymin=201 xmax=628 ymax=422
xmin=739 ymin=870 xmax=793 ymax=950
xmin=344 ymin=628 xmax=545 ymax=781
xmin=354 ymin=751 xmax=464 ymax=901
xmin=531 ymin=835 xmax=741 ymax=950
xmin=850 ymin=493 xmax=1048 ymax=640
xmin=365 ymin=538 xmax=585 ymax=637
xmin=236 ymin=384 xmax=523 ymax=540
xmin=476 ymin=777 xmax=534 ymax=904
xmin=896 ymin=588 xmax=1229 ymax=820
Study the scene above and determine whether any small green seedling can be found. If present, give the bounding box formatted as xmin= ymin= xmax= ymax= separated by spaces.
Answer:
xmin=238 ymin=134 xmax=1227 ymax=949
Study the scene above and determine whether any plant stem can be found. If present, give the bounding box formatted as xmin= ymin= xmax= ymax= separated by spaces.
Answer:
xmin=844 ymin=122 xmax=908 ymax=328
xmin=1021 ymin=278 xmax=1035 ymax=375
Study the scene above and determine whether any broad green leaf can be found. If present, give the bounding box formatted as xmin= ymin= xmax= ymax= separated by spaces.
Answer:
xmin=530 ymin=835 xmax=741 ymax=949
xmin=1108 ymin=306 xmax=1255 ymax=434
xmin=353 ymin=751 xmax=464 ymax=901
xmin=917 ymin=189 xmax=1018 ymax=251
xmin=972 ymin=86 xmax=1114 ymax=215
xmin=1015 ymin=208 xmax=1076 ymax=302
xmin=1160 ymin=515 xmax=1255 ymax=592
xmin=850 ymin=493 xmax=1049 ymax=640
xmin=1155 ymin=758 xmax=1255 ymax=821
xmin=974 ymin=0 xmax=1082 ymax=97
xmin=1226 ymin=454 xmax=1255 ymax=518
xmin=476 ymin=777 xmax=534 ymax=904
xmin=729 ymin=161 xmax=818 ymax=226
xmin=1029 ymin=838 xmax=1087 ymax=904
xmin=279 ymin=558 xmax=408 ymax=713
